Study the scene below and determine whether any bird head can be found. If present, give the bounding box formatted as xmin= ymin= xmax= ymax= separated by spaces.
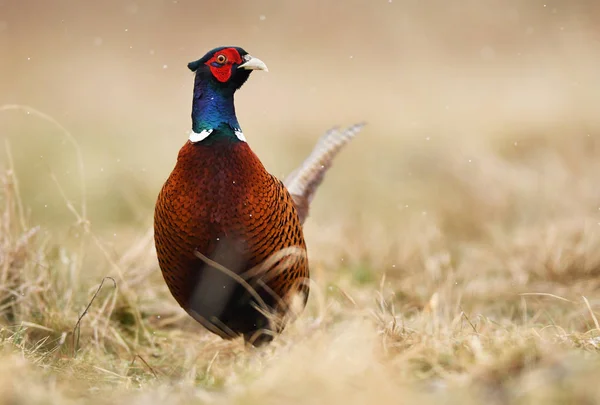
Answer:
xmin=187 ymin=46 xmax=268 ymax=92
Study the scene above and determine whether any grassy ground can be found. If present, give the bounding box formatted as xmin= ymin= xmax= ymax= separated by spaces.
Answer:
xmin=2 ymin=111 xmax=600 ymax=404
xmin=2 ymin=1 xmax=600 ymax=403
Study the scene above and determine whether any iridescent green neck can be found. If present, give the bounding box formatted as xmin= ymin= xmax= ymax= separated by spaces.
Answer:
xmin=191 ymin=76 xmax=242 ymax=138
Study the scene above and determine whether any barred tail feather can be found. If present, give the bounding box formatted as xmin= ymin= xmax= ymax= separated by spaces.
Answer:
xmin=284 ymin=123 xmax=365 ymax=224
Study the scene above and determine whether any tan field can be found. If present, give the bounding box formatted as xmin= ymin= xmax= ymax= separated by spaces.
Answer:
xmin=1 ymin=0 xmax=600 ymax=403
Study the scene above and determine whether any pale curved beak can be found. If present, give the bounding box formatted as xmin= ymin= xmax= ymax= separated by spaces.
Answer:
xmin=239 ymin=55 xmax=269 ymax=72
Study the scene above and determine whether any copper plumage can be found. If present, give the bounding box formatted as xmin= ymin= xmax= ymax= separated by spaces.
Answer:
xmin=153 ymin=46 xmax=362 ymax=345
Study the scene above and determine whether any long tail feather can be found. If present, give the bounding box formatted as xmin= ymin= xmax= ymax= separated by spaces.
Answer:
xmin=284 ymin=122 xmax=365 ymax=224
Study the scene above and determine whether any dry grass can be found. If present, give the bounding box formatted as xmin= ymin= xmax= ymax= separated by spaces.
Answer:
xmin=2 ymin=1 xmax=600 ymax=403
xmin=2 ymin=113 xmax=600 ymax=404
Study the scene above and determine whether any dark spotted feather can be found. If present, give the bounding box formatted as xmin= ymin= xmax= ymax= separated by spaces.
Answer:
xmin=154 ymin=134 xmax=308 ymax=345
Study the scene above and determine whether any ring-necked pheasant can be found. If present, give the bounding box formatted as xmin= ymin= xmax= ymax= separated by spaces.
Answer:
xmin=153 ymin=46 xmax=363 ymax=346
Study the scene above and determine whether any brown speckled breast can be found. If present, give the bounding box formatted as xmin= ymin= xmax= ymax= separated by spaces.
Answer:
xmin=154 ymin=137 xmax=309 ymax=345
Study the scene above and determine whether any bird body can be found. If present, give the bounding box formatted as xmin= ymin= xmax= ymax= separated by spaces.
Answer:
xmin=154 ymin=46 xmax=362 ymax=345
xmin=155 ymin=127 xmax=308 ymax=344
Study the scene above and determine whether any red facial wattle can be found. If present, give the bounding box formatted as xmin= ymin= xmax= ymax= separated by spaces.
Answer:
xmin=205 ymin=48 xmax=243 ymax=83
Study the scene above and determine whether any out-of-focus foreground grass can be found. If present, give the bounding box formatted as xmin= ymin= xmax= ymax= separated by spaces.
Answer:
xmin=2 ymin=1 xmax=600 ymax=404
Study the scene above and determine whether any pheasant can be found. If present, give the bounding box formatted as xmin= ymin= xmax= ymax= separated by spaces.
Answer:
xmin=153 ymin=46 xmax=363 ymax=346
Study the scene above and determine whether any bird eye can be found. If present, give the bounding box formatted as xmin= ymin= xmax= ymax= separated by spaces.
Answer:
xmin=216 ymin=54 xmax=227 ymax=64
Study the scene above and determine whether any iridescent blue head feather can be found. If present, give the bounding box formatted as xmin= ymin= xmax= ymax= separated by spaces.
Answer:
xmin=187 ymin=46 xmax=268 ymax=142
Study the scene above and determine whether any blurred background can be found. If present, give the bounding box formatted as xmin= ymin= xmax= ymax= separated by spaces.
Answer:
xmin=3 ymin=4 xmax=600 ymax=399
xmin=1 ymin=0 xmax=599 ymax=251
